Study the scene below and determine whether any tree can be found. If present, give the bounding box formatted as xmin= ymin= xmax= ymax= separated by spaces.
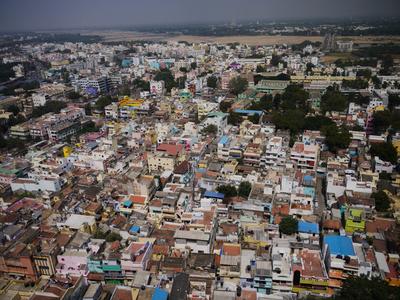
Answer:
xmin=256 ymin=64 xmax=266 ymax=73
xmin=219 ymin=101 xmax=232 ymax=113
xmin=177 ymin=76 xmax=187 ymax=89
xmin=280 ymin=85 xmax=310 ymax=112
xmin=272 ymin=110 xmax=305 ymax=134
xmin=372 ymin=110 xmax=392 ymax=134
xmin=207 ymin=76 xmax=218 ymax=89
xmin=6 ymin=104 xmax=20 ymax=116
xmin=201 ymin=124 xmax=218 ymax=135
xmin=105 ymin=232 xmax=122 ymax=242
xmin=279 ymin=216 xmax=298 ymax=235
xmin=32 ymin=100 xmax=67 ymax=118
xmin=238 ymin=181 xmax=252 ymax=198
xmin=154 ymin=69 xmax=176 ymax=92
xmin=228 ymin=112 xmax=243 ymax=126
xmin=388 ymin=94 xmax=400 ymax=111
xmin=334 ymin=276 xmax=400 ymax=300
xmin=270 ymin=54 xmax=283 ymax=67
xmin=342 ymin=79 xmax=369 ymax=89
xmin=356 ymin=69 xmax=372 ymax=80
xmin=216 ymin=185 xmax=238 ymax=198
xmin=370 ymin=142 xmax=398 ymax=164
xmin=303 ymin=116 xmax=334 ymax=131
xmin=118 ymin=84 xmax=131 ymax=96
xmin=190 ymin=62 xmax=197 ymax=70
xmin=229 ymin=76 xmax=248 ymax=96
xmin=67 ymin=91 xmax=80 ymax=100
xmin=371 ymin=191 xmax=391 ymax=212
xmin=95 ymin=95 xmax=113 ymax=111
xmin=133 ymin=78 xmax=150 ymax=91
xmin=248 ymin=114 xmax=260 ymax=124
xmin=322 ymin=124 xmax=351 ymax=153
xmin=320 ymin=87 xmax=348 ymax=113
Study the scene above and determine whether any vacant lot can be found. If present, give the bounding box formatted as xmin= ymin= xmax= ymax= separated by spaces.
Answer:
xmin=80 ymin=30 xmax=400 ymax=46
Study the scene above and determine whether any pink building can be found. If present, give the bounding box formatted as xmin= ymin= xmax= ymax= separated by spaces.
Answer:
xmin=56 ymin=249 xmax=89 ymax=277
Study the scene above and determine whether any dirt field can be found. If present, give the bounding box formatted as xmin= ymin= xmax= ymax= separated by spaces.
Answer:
xmin=321 ymin=52 xmax=356 ymax=64
xmin=80 ymin=30 xmax=400 ymax=46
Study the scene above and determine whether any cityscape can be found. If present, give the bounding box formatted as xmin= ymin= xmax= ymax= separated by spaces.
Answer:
xmin=0 ymin=1 xmax=400 ymax=299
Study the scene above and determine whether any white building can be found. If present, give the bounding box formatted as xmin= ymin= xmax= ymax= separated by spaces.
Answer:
xmin=290 ymin=142 xmax=319 ymax=170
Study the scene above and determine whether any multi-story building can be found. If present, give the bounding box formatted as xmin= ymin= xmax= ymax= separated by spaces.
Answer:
xmin=290 ymin=142 xmax=319 ymax=170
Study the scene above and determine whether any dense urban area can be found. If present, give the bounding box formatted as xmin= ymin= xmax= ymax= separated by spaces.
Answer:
xmin=0 ymin=26 xmax=400 ymax=300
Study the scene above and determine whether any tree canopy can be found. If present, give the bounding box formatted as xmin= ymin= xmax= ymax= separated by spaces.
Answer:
xmin=322 ymin=124 xmax=351 ymax=153
xmin=279 ymin=216 xmax=298 ymax=235
xmin=228 ymin=112 xmax=243 ymax=126
xmin=228 ymin=76 xmax=248 ymax=96
xmin=371 ymin=190 xmax=392 ymax=212
xmin=201 ymin=124 xmax=218 ymax=135
xmin=32 ymin=100 xmax=67 ymax=118
xmin=370 ymin=142 xmax=398 ymax=164
xmin=334 ymin=276 xmax=400 ymax=300
xmin=238 ymin=181 xmax=252 ymax=198
xmin=154 ymin=69 xmax=176 ymax=92
xmin=320 ymin=87 xmax=348 ymax=113
xmin=216 ymin=185 xmax=238 ymax=198
xmin=280 ymin=84 xmax=309 ymax=112
xmin=207 ymin=75 xmax=218 ymax=89
xmin=95 ymin=95 xmax=113 ymax=111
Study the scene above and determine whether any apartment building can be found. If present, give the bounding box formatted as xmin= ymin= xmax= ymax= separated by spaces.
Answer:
xmin=290 ymin=142 xmax=319 ymax=170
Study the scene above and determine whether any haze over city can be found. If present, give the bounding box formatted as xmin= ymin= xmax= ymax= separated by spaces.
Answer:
xmin=1 ymin=1 xmax=400 ymax=300
xmin=0 ymin=0 xmax=399 ymax=31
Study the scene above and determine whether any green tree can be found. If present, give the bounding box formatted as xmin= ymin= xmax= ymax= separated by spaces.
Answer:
xmin=303 ymin=116 xmax=334 ymax=130
xmin=228 ymin=76 xmax=248 ymax=96
xmin=6 ymin=104 xmax=20 ymax=116
xmin=133 ymin=78 xmax=150 ymax=91
xmin=32 ymin=100 xmax=67 ymax=118
xmin=334 ymin=276 xmax=400 ymax=300
xmin=67 ymin=91 xmax=81 ymax=100
xmin=105 ymin=232 xmax=122 ymax=242
xmin=228 ymin=112 xmax=243 ymax=126
xmin=370 ymin=142 xmax=398 ymax=164
xmin=342 ymin=79 xmax=369 ymax=89
xmin=272 ymin=110 xmax=305 ymax=134
xmin=388 ymin=94 xmax=400 ymax=111
xmin=322 ymin=124 xmax=351 ymax=153
xmin=219 ymin=101 xmax=232 ymax=113
xmin=216 ymin=185 xmax=238 ymax=198
xmin=320 ymin=87 xmax=348 ymax=113
xmin=371 ymin=190 xmax=391 ymax=212
xmin=372 ymin=110 xmax=392 ymax=134
xmin=177 ymin=76 xmax=187 ymax=89
xmin=118 ymin=84 xmax=131 ymax=96
xmin=201 ymin=124 xmax=218 ymax=135
xmin=280 ymin=85 xmax=310 ymax=112
xmin=279 ymin=216 xmax=298 ymax=235
xmin=207 ymin=76 xmax=218 ymax=89
xmin=256 ymin=65 xmax=266 ymax=73
xmin=154 ymin=69 xmax=177 ymax=92
xmin=238 ymin=181 xmax=252 ymax=198
xmin=95 ymin=95 xmax=113 ymax=111
xmin=190 ymin=62 xmax=197 ymax=70
xmin=248 ymin=114 xmax=260 ymax=124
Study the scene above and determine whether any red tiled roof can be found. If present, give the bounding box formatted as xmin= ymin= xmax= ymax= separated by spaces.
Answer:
xmin=157 ymin=143 xmax=184 ymax=156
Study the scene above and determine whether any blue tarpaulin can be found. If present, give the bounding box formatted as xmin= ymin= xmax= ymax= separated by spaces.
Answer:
xmin=298 ymin=221 xmax=319 ymax=234
xmin=204 ymin=191 xmax=225 ymax=199
xmin=152 ymin=288 xmax=168 ymax=300
xmin=129 ymin=225 xmax=140 ymax=233
xmin=324 ymin=235 xmax=355 ymax=256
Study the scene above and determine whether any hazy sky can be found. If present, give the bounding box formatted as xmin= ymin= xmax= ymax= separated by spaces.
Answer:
xmin=0 ymin=0 xmax=399 ymax=32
